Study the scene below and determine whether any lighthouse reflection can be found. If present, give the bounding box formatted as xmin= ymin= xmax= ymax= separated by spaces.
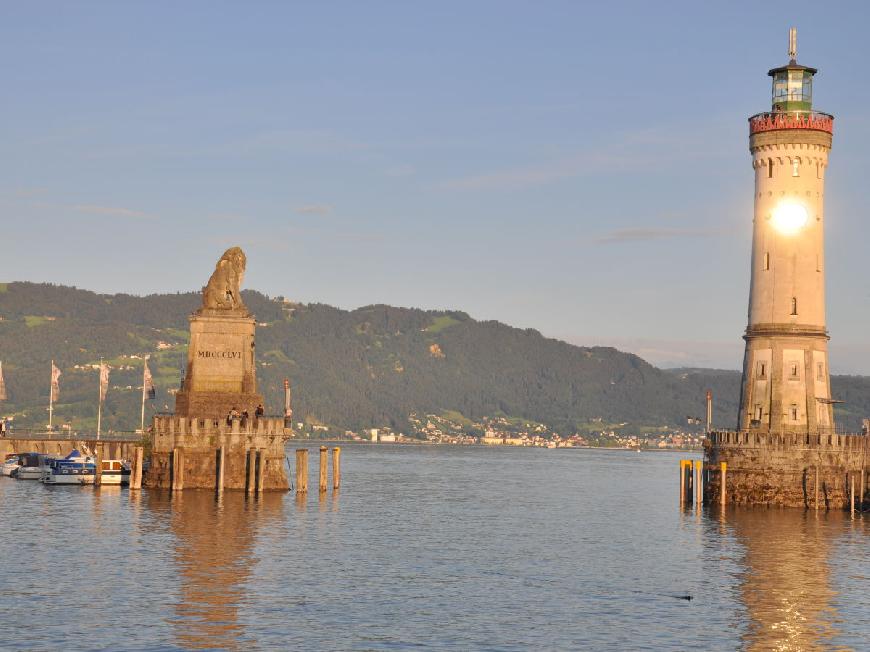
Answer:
xmin=145 ymin=490 xmax=284 ymax=650
xmin=728 ymin=509 xmax=846 ymax=651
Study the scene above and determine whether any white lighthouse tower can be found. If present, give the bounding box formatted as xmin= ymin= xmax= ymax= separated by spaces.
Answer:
xmin=737 ymin=28 xmax=835 ymax=434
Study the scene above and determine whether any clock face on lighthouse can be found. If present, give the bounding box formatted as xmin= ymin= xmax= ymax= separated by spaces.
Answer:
xmin=771 ymin=200 xmax=809 ymax=235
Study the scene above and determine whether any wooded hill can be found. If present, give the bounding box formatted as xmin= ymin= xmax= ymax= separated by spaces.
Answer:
xmin=0 ymin=282 xmax=867 ymax=434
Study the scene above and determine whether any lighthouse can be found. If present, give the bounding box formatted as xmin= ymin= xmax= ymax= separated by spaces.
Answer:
xmin=737 ymin=28 xmax=835 ymax=434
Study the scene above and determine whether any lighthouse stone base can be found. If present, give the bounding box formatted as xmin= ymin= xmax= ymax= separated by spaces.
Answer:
xmin=705 ymin=431 xmax=868 ymax=509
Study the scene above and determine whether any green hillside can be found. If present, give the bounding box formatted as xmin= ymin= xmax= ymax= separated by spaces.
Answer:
xmin=0 ymin=282 xmax=866 ymax=434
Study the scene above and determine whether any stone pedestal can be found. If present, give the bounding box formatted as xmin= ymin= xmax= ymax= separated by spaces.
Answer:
xmin=174 ymin=311 xmax=262 ymax=420
xmin=143 ymin=246 xmax=291 ymax=491
xmin=145 ymin=415 xmax=290 ymax=491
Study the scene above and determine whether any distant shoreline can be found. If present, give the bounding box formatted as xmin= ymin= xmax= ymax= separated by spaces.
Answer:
xmin=285 ymin=439 xmax=703 ymax=452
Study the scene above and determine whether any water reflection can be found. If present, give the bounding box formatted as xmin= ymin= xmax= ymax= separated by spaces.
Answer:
xmin=728 ymin=509 xmax=848 ymax=651
xmin=144 ymin=491 xmax=284 ymax=650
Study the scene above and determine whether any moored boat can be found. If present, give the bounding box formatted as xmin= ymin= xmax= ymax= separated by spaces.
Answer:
xmin=99 ymin=459 xmax=131 ymax=485
xmin=15 ymin=453 xmax=53 ymax=480
xmin=41 ymin=450 xmax=96 ymax=485
xmin=1 ymin=453 xmax=21 ymax=477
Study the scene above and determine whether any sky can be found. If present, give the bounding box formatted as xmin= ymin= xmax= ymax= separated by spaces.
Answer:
xmin=3 ymin=1 xmax=870 ymax=372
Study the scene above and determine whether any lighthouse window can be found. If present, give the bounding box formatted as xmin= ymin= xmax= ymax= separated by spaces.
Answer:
xmin=791 ymin=297 xmax=798 ymax=315
xmin=789 ymin=405 xmax=799 ymax=421
xmin=789 ymin=363 xmax=800 ymax=379
xmin=817 ymin=362 xmax=824 ymax=381
xmin=757 ymin=362 xmax=767 ymax=379
xmin=763 ymin=252 xmax=770 ymax=270
xmin=768 ymin=159 xmax=774 ymax=178
xmin=792 ymin=159 xmax=800 ymax=177
xmin=754 ymin=405 xmax=763 ymax=421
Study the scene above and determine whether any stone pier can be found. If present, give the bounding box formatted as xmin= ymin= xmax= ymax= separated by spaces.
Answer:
xmin=145 ymin=415 xmax=289 ymax=491
xmin=141 ymin=246 xmax=292 ymax=491
xmin=704 ymin=431 xmax=868 ymax=509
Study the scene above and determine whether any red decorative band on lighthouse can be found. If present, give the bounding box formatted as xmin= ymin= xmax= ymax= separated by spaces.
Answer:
xmin=749 ymin=111 xmax=834 ymax=135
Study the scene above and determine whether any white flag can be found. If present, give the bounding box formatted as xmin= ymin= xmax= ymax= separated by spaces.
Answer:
xmin=0 ymin=361 xmax=6 ymax=401
xmin=99 ymin=362 xmax=110 ymax=403
xmin=50 ymin=361 xmax=61 ymax=402
xmin=143 ymin=360 xmax=156 ymax=400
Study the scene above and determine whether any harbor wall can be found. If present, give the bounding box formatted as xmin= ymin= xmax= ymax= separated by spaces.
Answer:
xmin=144 ymin=415 xmax=290 ymax=491
xmin=0 ymin=438 xmax=139 ymax=461
xmin=705 ymin=431 xmax=868 ymax=509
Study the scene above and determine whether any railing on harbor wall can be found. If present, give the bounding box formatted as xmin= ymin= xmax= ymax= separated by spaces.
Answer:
xmin=749 ymin=110 xmax=834 ymax=135
xmin=153 ymin=414 xmax=288 ymax=437
xmin=709 ymin=429 xmax=868 ymax=450
xmin=0 ymin=429 xmax=142 ymax=442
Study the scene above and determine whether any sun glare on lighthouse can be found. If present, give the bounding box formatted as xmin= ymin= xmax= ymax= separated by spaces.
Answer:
xmin=771 ymin=200 xmax=809 ymax=235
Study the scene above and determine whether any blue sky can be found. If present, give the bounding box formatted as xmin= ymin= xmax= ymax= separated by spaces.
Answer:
xmin=3 ymin=1 xmax=870 ymax=371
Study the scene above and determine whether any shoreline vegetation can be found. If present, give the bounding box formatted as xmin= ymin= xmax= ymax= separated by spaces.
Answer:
xmin=2 ymin=282 xmax=868 ymax=438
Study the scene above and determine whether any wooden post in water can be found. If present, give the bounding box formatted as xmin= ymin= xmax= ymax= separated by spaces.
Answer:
xmin=296 ymin=449 xmax=308 ymax=494
xmin=678 ymin=460 xmax=684 ymax=506
xmin=256 ymin=450 xmax=265 ymax=495
xmin=861 ymin=468 xmax=866 ymax=512
xmin=815 ymin=465 xmax=820 ymax=510
xmin=172 ymin=448 xmax=184 ymax=491
xmin=695 ymin=460 xmax=703 ymax=506
xmin=850 ymin=474 xmax=855 ymax=517
xmin=215 ymin=446 xmax=225 ymax=493
xmin=246 ymin=448 xmax=256 ymax=496
xmin=720 ymin=462 xmax=727 ymax=507
xmin=131 ymin=446 xmax=143 ymax=490
xmin=679 ymin=460 xmax=691 ymax=506
xmin=95 ymin=450 xmax=103 ymax=487
xmin=332 ymin=447 xmax=341 ymax=490
xmin=319 ymin=446 xmax=328 ymax=493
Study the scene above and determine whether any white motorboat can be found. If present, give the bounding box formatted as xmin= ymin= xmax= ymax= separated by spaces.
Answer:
xmin=41 ymin=450 xmax=96 ymax=485
xmin=98 ymin=459 xmax=131 ymax=486
xmin=15 ymin=453 xmax=52 ymax=480
xmin=1 ymin=453 xmax=21 ymax=477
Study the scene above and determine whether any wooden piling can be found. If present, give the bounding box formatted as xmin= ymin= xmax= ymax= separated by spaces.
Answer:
xmin=246 ymin=448 xmax=256 ymax=496
xmin=679 ymin=459 xmax=692 ymax=506
xmin=131 ymin=446 xmax=143 ymax=490
xmin=256 ymin=450 xmax=265 ymax=495
xmin=695 ymin=460 xmax=703 ymax=506
xmin=861 ymin=468 xmax=866 ymax=512
xmin=216 ymin=446 xmax=225 ymax=493
xmin=720 ymin=462 xmax=727 ymax=507
xmin=332 ymin=447 xmax=341 ymax=490
xmin=850 ymin=474 xmax=855 ymax=517
xmin=815 ymin=466 xmax=820 ymax=510
xmin=296 ymin=449 xmax=308 ymax=494
xmin=319 ymin=446 xmax=328 ymax=493
xmin=679 ymin=460 xmax=684 ymax=506
xmin=95 ymin=452 xmax=103 ymax=486
xmin=171 ymin=448 xmax=184 ymax=491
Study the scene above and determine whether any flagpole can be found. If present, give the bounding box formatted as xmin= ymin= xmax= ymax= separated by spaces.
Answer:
xmin=140 ymin=358 xmax=147 ymax=434
xmin=97 ymin=357 xmax=102 ymax=440
xmin=49 ymin=359 xmax=54 ymax=430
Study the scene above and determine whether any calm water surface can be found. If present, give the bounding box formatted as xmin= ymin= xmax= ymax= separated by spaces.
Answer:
xmin=0 ymin=445 xmax=867 ymax=651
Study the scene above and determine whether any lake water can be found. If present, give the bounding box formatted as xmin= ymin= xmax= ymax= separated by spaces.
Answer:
xmin=0 ymin=444 xmax=867 ymax=651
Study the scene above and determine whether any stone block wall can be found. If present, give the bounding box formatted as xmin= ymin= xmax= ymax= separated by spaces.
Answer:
xmin=705 ymin=431 xmax=868 ymax=509
xmin=144 ymin=415 xmax=290 ymax=491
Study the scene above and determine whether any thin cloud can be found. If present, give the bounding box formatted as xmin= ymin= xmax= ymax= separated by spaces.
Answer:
xmin=441 ymin=120 xmax=736 ymax=191
xmin=443 ymin=158 xmax=586 ymax=191
xmin=295 ymin=204 xmax=333 ymax=216
xmin=385 ymin=164 xmax=416 ymax=178
xmin=597 ymin=227 xmax=723 ymax=244
xmin=73 ymin=204 xmax=148 ymax=219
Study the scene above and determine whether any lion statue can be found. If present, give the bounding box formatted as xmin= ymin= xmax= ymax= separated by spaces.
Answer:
xmin=201 ymin=247 xmax=247 ymax=311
